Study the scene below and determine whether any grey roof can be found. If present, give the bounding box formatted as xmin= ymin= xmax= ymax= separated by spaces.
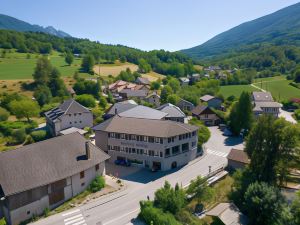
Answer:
xmin=93 ymin=116 xmax=198 ymax=137
xmin=192 ymin=105 xmax=215 ymax=115
xmin=119 ymin=89 xmax=147 ymax=97
xmin=106 ymin=102 xmax=138 ymax=116
xmin=252 ymin=92 xmax=274 ymax=102
xmin=118 ymin=105 xmax=167 ymax=120
xmin=157 ymin=103 xmax=186 ymax=118
xmin=178 ymin=98 xmax=195 ymax=106
xmin=59 ymin=127 xmax=87 ymax=135
xmin=45 ymin=99 xmax=90 ymax=122
xmin=136 ymin=77 xmax=150 ymax=85
xmin=146 ymin=92 xmax=160 ymax=99
xmin=254 ymin=101 xmax=282 ymax=108
xmin=0 ymin=133 xmax=109 ymax=196
xmin=200 ymin=95 xmax=217 ymax=102
xmin=207 ymin=203 xmax=248 ymax=225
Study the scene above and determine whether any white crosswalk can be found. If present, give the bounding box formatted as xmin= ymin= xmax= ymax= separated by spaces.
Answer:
xmin=62 ymin=209 xmax=86 ymax=225
xmin=207 ymin=149 xmax=228 ymax=158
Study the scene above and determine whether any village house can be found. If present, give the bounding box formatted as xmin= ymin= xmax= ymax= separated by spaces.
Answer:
xmin=145 ymin=92 xmax=161 ymax=107
xmin=45 ymin=99 xmax=93 ymax=136
xmin=0 ymin=133 xmax=109 ymax=225
xmin=200 ymin=95 xmax=223 ymax=109
xmin=118 ymin=105 xmax=168 ymax=120
xmin=177 ymin=99 xmax=195 ymax=112
xmin=252 ymin=92 xmax=282 ymax=117
xmin=135 ymin=77 xmax=150 ymax=86
xmin=119 ymin=89 xmax=147 ymax=100
xmin=191 ymin=105 xmax=221 ymax=126
xmin=93 ymin=116 xmax=199 ymax=171
xmin=188 ymin=73 xmax=201 ymax=83
xmin=104 ymin=100 xmax=138 ymax=120
xmin=179 ymin=77 xmax=190 ymax=86
xmin=227 ymin=149 xmax=250 ymax=170
xmin=157 ymin=103 xmax=186 ymax=123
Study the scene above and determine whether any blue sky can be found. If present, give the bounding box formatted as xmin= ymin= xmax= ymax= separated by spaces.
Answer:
xmin=1 ymin=0 xmax=299 ymax=51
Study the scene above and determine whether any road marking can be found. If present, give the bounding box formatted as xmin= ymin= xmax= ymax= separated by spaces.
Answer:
xmin=65 ymin=217 xmax=84 ymax=225
xmin=62 ymin=209 xmax=81 ymax=217
xmin=207 ymin=149 xmax=228 ymax=158
xmin=102 ymin=208 xmax=140 ymax=225
xmin=64 ymin=214 xmax=83 ymax=222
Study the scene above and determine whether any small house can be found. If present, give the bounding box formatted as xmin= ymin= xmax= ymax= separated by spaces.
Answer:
xmin=191 ymin=105 xmax=220 ymax=126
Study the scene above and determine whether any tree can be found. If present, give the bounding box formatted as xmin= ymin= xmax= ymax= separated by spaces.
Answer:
xmin=229 ymin=91 xmax=253 ymax=135
xmin=65 ymin=52 xmax=74 ymax=65
xmin=246 ymin=116 xmax=300 ymax=185
xmin=168 ymin=78 xmax=180 ymax=93
xmin=120 ymin=56 xmax=126 ymax=63
xmin=9 ymin=100 xmax=39 ymax=122
xmin=99 ymin=96 xmax=107 ymax=109
xmin=75 ymin=94 xmax=96 ymax=108
xmin=167 ymin=94 xmax=180 ymax=105
xmin=48 ymin=68 xmax=68 ymax=97
xmin=0 ymin=217 xmax=6 ymax=225
xmin=244 ymin=182 xmax=286 ymax=225
xmin=81 ymin=54 xmax=95 ymax=74
xmin=73 ymin=79 xmax=101 ymax=99
xmin=33 ymin=56 xmax=52 ymax=85
xmin=0 ymin=107 xmax=9 ymax=121
xmin=186 ymin=176 xmax=214 ymax=203
xmin=160 ymin=85 xmax=173 ymax=104
xmin=189 ymin=118 xmax=211 ymax=146
xmin=291 ymin=191 xmax=300 ymax=224
xmin=150 ymin=81 xmax=161 ymax=90
xmin=154 ymin=181 xmax=186 ymax=215
xmin=138 ymin=58 xmax=151 ymax=73
xmin=30 ymin=130 xmax=47 ymax=142
xmin=33 ymin=85 xmax=52 ymax=106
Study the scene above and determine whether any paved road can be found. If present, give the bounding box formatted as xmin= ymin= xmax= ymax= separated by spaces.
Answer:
xmin=279 ymin=109 xmax=297 ymax=124
xmin=31 ymin=127 xmax=244 ymax=225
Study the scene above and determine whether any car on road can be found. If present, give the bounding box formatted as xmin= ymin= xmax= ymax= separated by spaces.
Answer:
xmin=114 ymin=159 xmax=131 ymax=167
xmin=223 ymin=128 xmax=233 ymax=136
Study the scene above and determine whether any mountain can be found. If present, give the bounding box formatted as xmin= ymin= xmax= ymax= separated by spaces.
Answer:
xmin=181 ymin=2 xmax=300 ymax=60
xmin=0 ymin=14 xmax=71 ymax=38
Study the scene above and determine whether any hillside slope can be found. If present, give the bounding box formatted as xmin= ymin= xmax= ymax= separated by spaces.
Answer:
xmin=0 ymin=14 xmax=71 ymax=38
xmin=181 ymin=2 xmax=300 ymax=59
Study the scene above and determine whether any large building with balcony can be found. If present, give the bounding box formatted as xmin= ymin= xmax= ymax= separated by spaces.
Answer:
xmin=93 ymin=116 xmax=199 ymax=171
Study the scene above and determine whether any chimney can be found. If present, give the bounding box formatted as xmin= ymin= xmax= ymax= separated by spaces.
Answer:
xmin=85 ymin=141 xmax=91 ymax=160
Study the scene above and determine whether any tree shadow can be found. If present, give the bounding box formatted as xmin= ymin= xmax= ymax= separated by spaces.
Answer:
xmin=223 ymin=136 xmax=243 ymax=147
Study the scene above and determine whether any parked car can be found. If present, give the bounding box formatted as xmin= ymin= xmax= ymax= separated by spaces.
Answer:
xmin=218 ymin=124 xmax=227 ymax=131
xmin=114 ymin=159 xmax=131 ymax=167
xmin=223 ymin=128 xmax=233 ymax=136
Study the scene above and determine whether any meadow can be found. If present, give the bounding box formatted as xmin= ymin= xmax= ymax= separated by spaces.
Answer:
xmin=219 ymin=85 xmax=258 ymax=98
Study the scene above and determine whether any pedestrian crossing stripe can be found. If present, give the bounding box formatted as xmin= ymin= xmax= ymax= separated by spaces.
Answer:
xmin=207 ymin=149 xmax=228 ymax=158
xmin=62 ymin=210 xmax=87 ymax=225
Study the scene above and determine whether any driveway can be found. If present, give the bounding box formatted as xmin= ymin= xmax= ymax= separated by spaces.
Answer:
xmin=279 ymin=109 xmax=297 ymax=124
xmin=204 ymin=126 xmax=244 ymax=157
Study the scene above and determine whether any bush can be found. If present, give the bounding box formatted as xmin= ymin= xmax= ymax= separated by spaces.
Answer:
xmin=75 ymin=94 xmax=96 ymax=108
xmin=0 ymin=107 xmax=9 ymax=121
xmin=30 ymin=130 xmax=47 ymax=142
xmin=12 ymin=128 xmax=26 ymax=144
xmin=139 ymin=201 xmax=181 ymax=225
xmin=89 ymin=176 xmax=105 ymax=193
xmin=0 ymin=217 xmax=6 ymax=225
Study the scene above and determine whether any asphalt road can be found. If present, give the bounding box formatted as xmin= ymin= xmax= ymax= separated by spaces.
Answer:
xmin=31 ymin=127 xmax=243 ymax=225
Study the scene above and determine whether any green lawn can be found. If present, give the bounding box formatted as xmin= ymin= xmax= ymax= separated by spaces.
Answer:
xmin=252 ymin=76 xmax=300 ymax=101
xmin=0 ymin=50 xmax=89 ymax=80
xmin=219 ymin=85 xmax=258 ymax=98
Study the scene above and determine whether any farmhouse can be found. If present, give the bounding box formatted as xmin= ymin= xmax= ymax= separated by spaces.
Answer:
xmin=0 ymin=133 xmax=109 ymax=225
xmin=200 ymin=95 xmax=223 ymax=109
xmin=157 ymin=103 xmax=186 ymax=123
xmin=145 ymin=92 xmax=161 ymax=107
xmin=177 ymin=98 xmax=195 ymax=112
xmin=252 ymin=92 xmax=282 ymax=117
xmin=45 ymin=99 xmax=93 ymax=136
xmin=227 ymin=149 xmax=250 ymax=170
xmin=191 ymin=105 xmax=220 ymax=126
xmin=93 ymin=116 xmax=199 ymax=171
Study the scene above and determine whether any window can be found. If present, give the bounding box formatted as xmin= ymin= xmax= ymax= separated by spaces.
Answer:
xmin=160 ymin=152 xmax=163 ymax=157
xmin=182 ymin=143 xmax=189 ymax=152
xmin=80 ymin=121 xmax=82 ymax=123
xmin=69 ymin=114 xmax=71 ymax=117
xmin=69 ymin=122 xmax=72 ymax=124
xmin=79 ymin=113 xmax=82 ymax=115
xmin=80 ymin=171 xmax=85 ymax=179
xmin=27 ymin=211 xmax=30 ymax=215
xmin=165 ymin=148 xmax=170 ymax=157
xmin=74 ymin=113 xmax=77 ymax=116
xmin=192 ymin=131 xmax=196 ymax=136
xmin=95 ymin=164 xmax=99 ymax=171
xmin=75 ymin=121 xmax=77 ymax=124
xmin=143 ymin=136 xmax=148 ymax=142
xmin=192 ymin=142 xmax=196 ymax=147
xmin=81 ymin=182 xmax=85 ymax=187
xmin=121 ymin=134 xmax=125 ymax=139
xmin=149 ymin=137 xmax=155 ymax=143
xmin=160 ymin=138 xmax=163 ymax=144
xmin=172 ymin=146 xmax=180 ymax=155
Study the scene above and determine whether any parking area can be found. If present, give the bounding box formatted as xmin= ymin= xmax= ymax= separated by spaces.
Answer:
xmin=205 ymin=126 xmax=244 ymax=157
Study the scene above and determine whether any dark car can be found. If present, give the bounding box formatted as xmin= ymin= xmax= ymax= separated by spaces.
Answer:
xmin=114 ymin=159 xmax=131 ymax=167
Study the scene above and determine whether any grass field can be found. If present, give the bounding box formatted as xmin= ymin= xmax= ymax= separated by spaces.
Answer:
xmin=219 ymin=85 xmax=258 ymax=98
xmin=0 ymin=50 xmax=90 ymax=80
xmin=252 ymin=76 xmax=300 ymax=101
xmin=93 ymin=62 xmax=138 ymax=77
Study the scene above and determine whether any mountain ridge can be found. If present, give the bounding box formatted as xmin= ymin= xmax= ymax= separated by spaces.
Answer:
xmin=181 ymin=2 xmax=300 ymax=60
xmin=0 ymin=14 xmax=71 ymax=38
